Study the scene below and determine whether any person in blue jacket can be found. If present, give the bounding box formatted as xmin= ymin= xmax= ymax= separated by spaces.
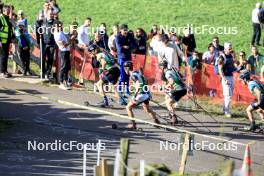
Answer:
xmin=15 ymin=20 xmax=33 ymax=76
xmin=115 ymin=24 xmax=135 ymax=105
xmin=240 ymin=71 xmax=264 ymax=131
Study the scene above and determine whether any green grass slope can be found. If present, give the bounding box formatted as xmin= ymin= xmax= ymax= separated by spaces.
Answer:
xmin=3 ymin=0 xmax=261 ymax=53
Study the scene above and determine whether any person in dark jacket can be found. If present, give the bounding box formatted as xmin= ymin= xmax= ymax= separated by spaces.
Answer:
xmin=115 ymin=24 xmax=135 ymax=105
xmin=99 ymin=23 xmax=109 ymax=51
xmin=134 ymin=28 xmax=147 ymax=55
xmin=90 ymin=32 xmax=108 ymax=50
xmin=182 ymin=27 xmax=196 ymax=57
xmin=43 ymin=10 xmax=56 ymax=79
xmin=0 ymin=5 xmax=14 ymax=78
xmin=35 ymin=12 xmax=45 ymax=77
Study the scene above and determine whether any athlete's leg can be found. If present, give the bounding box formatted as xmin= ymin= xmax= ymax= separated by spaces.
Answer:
xmin=142 ymin=102 xmax=160 ymax=124
xmin=126 ymin=101 xmax=137 ymax=128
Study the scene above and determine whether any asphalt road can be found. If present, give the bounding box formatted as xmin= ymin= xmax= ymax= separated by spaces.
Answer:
xmin=0 ymin=78 xmax=263 ymax=176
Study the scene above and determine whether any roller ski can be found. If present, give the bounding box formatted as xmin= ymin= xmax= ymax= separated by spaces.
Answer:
xmin=84 ymin=100 xmax=113 ymax=108
xmin=111 ymin=123 xmax=143 ymax=131
xmin=233 ymin=123 xmax=264 ymax=134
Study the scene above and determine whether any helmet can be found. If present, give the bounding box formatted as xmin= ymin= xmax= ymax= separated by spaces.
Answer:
xmin=239 ymin=71 xmax=250 ymax=81
xmin=159 ymin=60 xmax=168 ymax=69
xmin=123 ymin=61 xmax=133 ymax=70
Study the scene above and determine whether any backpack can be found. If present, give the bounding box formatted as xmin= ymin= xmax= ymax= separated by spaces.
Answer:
xmin=258 ymin=9 xmax=264 ymax=24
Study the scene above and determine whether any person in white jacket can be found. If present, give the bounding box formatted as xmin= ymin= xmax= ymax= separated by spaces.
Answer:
xmin=77 ymin=17 xmax=91 ymax=49
xmin=159 ymin=34 xmax=185 ymax=70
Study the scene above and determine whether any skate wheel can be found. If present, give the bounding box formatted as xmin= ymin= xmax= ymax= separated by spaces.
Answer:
xmin=259 ymin=129 xmax=264 ymax=134
xmin=233 ymin=126 xmax=238 ymax=131
xmin=84 ymin=101 xmax=89 ymax=106
xmin=112 ymin=124 xmax=117 ymax=129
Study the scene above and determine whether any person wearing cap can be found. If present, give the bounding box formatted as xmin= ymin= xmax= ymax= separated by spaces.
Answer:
xmin=0 ymin=5 xmax=13 ymax=78
xmin=217 ymin=42 xmax=236 ymax=118
xmin=15 ymin=20 xmax=33 ymax=76
xmin=158 ymin=60 xmax=187 ymax=125
xmin=53 ymin=21 xmax=71 ymax=90
xmin=239 ymin=71 xmax=264 ymax=131
xmin=115 ymin=24 xmax=136 ymax=105
xmin=251 ymin=2 xmax=262 ymax=46
xmin=123 ymin=61 xmax=160 ymax=129
xmin=88 ymin=44 xmax=120 ymax=107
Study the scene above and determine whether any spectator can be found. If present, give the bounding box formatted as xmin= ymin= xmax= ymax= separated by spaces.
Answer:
xmin=202 ymin=43 xmax=217 ymax=65
xmin=235 ymin=51 xmax=248 ymax=72
xmin=17 ymin=10 xmax=28 ymax=30
xmin=108 ymin=24 xmax=119 ymax=57
xmin=50 ymin=0 xmax=61 ymax=14
xmin=168 ymin=32 xmax=177 ymax=45
xmin=90 ymin=32 xmax=108 ymax=49
xmin=187 ymin=50 xmax=200 ymax=73
xmin=149 ymin=32 xmax=163 ymax=57
xmin=35 ymin=12 xmax=45 ymax=77
xmin=0 ymin=5 xmax=13 ymax=78
xmin=175 ymin=35 xmax=183 ymax=51
xmin=67 ymin=20 xmax=78 ymax=48
xmin=43 ymin=10 xmax=56 ymax=79
xmin=148 ymin=24 xmax=159 ymax=40
xmin=251 ymin=2 xmax=262 ymax=46
xmin=134 ymin=28 xmax=147 ymax=55
xmin=42 ymin=1 xmax=51 ymax=18
xmin=182 ymin=27 xmax=196 ymax=57
xmin=217 ymin=42 xmax=236 ymax=117
xmin=99 ymin=22 xmax=109 ymax=51
xmin=77 ymin=17 xmax=91 ymax=49
xmin=175 ymin=35 xmax=184 ymax=68
xmin=53 ymin=21 xmax=71 ymax=90
xmin=15 ymin=20 xmax=33 ymax=76
xmin=212 ymin=36 xmax=224 ymax=57
xmin=160 ymin=34 xmax=184 ymax=70
xmin=115 ymin=24 xmax=135 ymax=103
xmin=247 ymin=46 xmax=264 ymax=75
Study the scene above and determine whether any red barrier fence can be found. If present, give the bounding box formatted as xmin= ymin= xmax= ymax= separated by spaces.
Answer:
xmin=28 ymin=35 xmax=261 ymax=105
xmin=70 ymin=49 xmax=262 ymax=104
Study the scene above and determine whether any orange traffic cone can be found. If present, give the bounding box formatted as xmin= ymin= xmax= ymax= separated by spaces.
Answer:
xmin=241 ymin=144 xmax=253 ymax=176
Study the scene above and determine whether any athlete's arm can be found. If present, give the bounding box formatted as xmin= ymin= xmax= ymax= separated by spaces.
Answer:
xmin=253 ymin=87 xmax=262 ymax=105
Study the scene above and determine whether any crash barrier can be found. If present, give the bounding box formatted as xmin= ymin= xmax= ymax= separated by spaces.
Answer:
xmin=25 ymin=33 xmax=261 ymax=104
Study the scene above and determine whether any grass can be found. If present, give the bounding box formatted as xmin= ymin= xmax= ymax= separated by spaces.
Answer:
xmin=3 ymin=0 xmax=264 ymax=54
